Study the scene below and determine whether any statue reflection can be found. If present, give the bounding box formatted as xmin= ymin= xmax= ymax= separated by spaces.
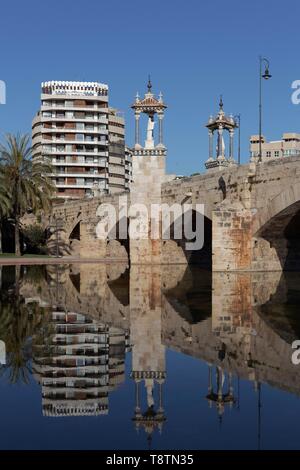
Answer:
xmin=130 ymin=266 xmax=166 ymax=446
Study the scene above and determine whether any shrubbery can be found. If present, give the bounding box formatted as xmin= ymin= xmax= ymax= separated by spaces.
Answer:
xmin=22 ymin=224 xmax=48 ymax=254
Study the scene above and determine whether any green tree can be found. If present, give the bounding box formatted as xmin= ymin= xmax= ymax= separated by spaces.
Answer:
xmin=22 ymin=223 xmax=47 ymax=254
xmin=0 ymin=172 xmax=11 ymax=253
xmin=0 ymin=134 xmax=54 ymax=255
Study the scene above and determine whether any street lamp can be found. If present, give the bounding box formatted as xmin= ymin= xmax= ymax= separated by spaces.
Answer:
xmin=258 ymin=56 xmax=272 ymax=162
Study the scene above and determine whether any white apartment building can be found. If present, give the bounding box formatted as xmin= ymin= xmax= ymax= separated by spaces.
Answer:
xmin=250 ymin=133 xmax=300 ymax=161
xmin=32 ymin=81 xmax=131 ymax=199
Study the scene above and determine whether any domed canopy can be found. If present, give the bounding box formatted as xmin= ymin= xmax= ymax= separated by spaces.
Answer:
xmin=131 ymin=77 xmax=167 ymax=115
xmin=206 ymin=96 xmax=237 ymax=131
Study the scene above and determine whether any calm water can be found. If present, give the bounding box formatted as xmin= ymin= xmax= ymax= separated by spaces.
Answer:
xmin=0 ymin=263 xmax=300 ymax=450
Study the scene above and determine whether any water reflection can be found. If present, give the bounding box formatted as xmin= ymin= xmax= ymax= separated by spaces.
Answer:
xmin=0 ymin=263 xmax=299 ymax=448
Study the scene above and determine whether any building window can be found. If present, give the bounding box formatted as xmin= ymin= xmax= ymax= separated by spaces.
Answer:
xmin=76 ymin=133 xmax=84 ymax=141
xmin=266 ymin=151 xmax=271 ymax=158
xmin=274 ymin=151 xmax=280 ymax=157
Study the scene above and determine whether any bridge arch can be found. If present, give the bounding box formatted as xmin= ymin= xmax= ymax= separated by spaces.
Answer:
xmin=162 ymin=207 xmax=212 ymax=267
xmin=253 ymin=182 xmax=300 ymax=270
xmin=106 ymin=215 xmax=130 ymax=261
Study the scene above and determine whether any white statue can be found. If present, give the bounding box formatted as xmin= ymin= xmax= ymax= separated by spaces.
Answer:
xmin=145 ymin=116 xmax=155 ymax=149
xmin=216 ymin=134 xmax=226 ymax=159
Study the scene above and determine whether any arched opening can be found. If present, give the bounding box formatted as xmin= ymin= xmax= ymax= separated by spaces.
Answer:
xmin=162 ymin=210 xmax=212 ymax=268
xmin=69 ymin=222 xmax=80 ymax=241
xmin=164 ymin=266 xmax=212 ymax=324
xmin=284 ymin=208 xmax=300 ymax=270
xmin=255 ymin=201 xmax=300 ymax=271
xmin=69 ymin=221 xmax=81 ymax=256
xmin=106 ymin=216 xmax=130 ymax=261
xmin=257 ymin=271 xmax=300 ymax=344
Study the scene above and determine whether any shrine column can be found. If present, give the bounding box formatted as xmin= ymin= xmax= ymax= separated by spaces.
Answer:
xmin=135 ymin=111 xmax=141 ymax=148
xmin=229 ymin=129 xmax=234 ymax=160
xmin=158 ymin=112 xmax=164 ymax=146
xmin=208 ymin=129 xmax=213 ymax=159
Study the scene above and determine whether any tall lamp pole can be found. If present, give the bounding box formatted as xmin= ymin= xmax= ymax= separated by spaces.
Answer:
xmin=258 ymin=56 xmax=272 ymax=162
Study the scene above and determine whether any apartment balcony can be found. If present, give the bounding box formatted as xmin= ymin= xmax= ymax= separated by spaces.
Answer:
xmin=52 ymin=160 xmax=108 ymax=167
xmin=42 ymin=144 xmax=108 ymax=151
xmin=41 ymin=104 xmax=108 ymax=113
xmin=41 ymin=92 xmax=108 ymax=101
xmin=41 ymin=136 xmax=108 ymax=144
xmin=55 ymin=182 xmax=107 ymax=189
xmin=42 ymin=148 xmax=108 ymax=157
xmin=41 ymin=127 xmax=108 ymax=134
xmin=108 ymin=125 xmax=125 ymax=135
xmin=42 ymin=151 xmax=108 ymax=162
xmin=40 ymin=115 xmax=108 ymax=123
xmin=109 ymin=176 xmax=125 ymax=185
xmin=51 ymin=172 xmax=107 ymax=178
xmin=109 ymin=166 xmax=125 ymax=176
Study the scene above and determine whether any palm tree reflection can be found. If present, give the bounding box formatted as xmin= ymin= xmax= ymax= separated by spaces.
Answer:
xmin=0 ymin=267 xmax=51 ymax=384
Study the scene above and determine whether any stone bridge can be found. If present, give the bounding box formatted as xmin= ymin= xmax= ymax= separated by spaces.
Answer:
xmin=49 ymin=156 xmax=300 ymax=271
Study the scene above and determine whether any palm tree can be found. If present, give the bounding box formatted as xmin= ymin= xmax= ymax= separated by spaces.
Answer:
xmin=0 ymin=171 xmax=11 ymax=253
xmin=0 ymin=134 xmax=54 ymax=255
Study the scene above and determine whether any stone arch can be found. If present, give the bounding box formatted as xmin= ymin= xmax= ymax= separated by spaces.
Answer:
xmin=252 ymin=182 xmax=300 ymax=271
xmin=253 ymin=182 xmax=300 ymax=236
xmin=106 ymin=216 xmax=130 ymax=262
xmin=64 ymin=218 xmax=82 ymax=256
xmin=161 ymin=206 xmax=212 ymax=268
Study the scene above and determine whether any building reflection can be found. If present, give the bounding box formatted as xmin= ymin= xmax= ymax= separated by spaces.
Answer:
xmin=32 ymin=310 xmax=128 ymax=417
xmin=9 ymin=262 xmax=300 ymax=437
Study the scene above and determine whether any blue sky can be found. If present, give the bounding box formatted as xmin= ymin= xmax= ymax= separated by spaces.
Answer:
xmin=0 ymin=0 xmax=300 ymax=175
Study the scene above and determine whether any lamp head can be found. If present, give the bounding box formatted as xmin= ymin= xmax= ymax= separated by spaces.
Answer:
xmin=262 ymin=67 xmax=272 ymax=80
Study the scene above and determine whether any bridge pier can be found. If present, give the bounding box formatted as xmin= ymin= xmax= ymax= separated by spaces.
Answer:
xmin=79 ymin=223 xmax=106 ymax=258
xmin=212 ymin=205 xmax=253 ymax=271
xmin=130 ymin=152 xmax=166 ymax=264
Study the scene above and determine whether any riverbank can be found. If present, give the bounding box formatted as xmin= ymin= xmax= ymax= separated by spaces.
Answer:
xmin=0 ymin=256 xmax=128 ymax=265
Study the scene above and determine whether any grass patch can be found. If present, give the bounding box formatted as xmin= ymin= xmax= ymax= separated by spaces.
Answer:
xmin=0 ymin=253 xmax=51 ymax=258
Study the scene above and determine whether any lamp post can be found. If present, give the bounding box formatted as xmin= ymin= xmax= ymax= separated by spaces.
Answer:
xmin=234 ymin=114 xmax=241 ymax=165
xmin=258 ymin=56 xmax=272 ymax=162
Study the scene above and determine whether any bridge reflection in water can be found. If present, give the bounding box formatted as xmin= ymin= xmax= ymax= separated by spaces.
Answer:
xmin=0 ymin=263 xmax=300 ymax=447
